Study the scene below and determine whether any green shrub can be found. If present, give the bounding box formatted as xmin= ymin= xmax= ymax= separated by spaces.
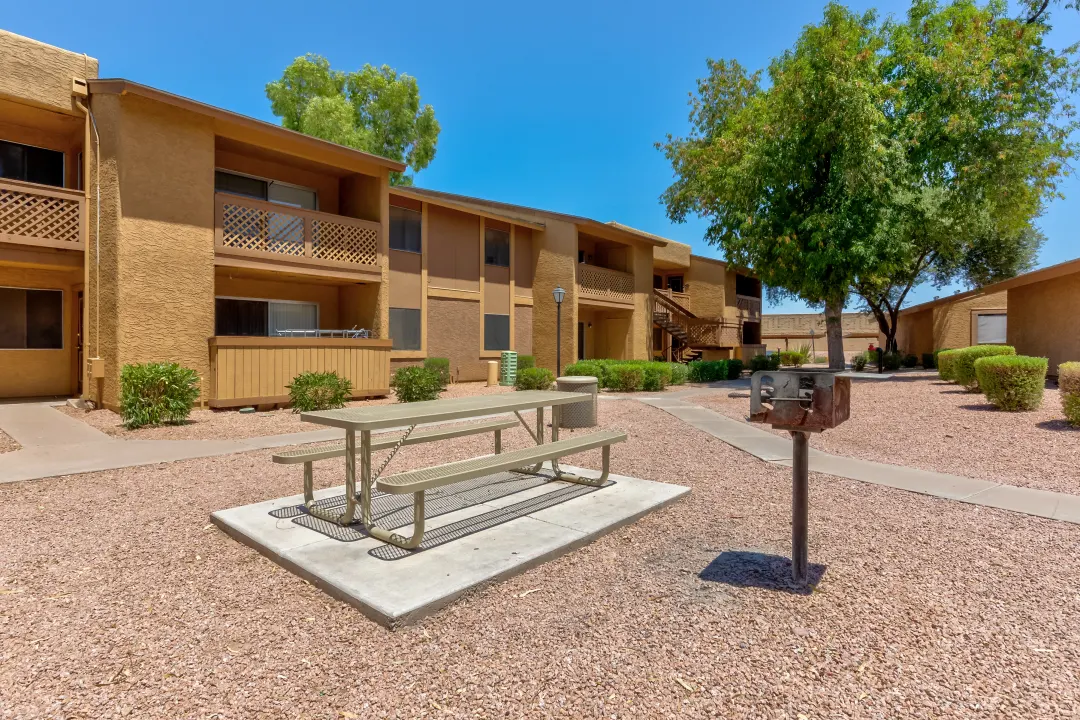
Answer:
xmin=726 ymin=359 xmax=744 ymax=380
xmin=423 ymin=357 xmax=451 ymax=387
xmin=882 ymin=351 xmax=903 ymax=371
xmin=287 ymin=371 xmax=353 ymax=413
xmin=119 ymin=362 xmax=200 ymax=429
xmin=668 ymin=363 xmax=689 ymax=385
xmin=642 ymin=363 xmax=672 ymax=391
xmin=688 ymin=360 xmax=728 ymax=383
xmin=391 ymin=366 xmax=442 ymax=403
xmin=779 ymin=350 xmax=806 ymax=367
xmin=853 ymin=355 xmax=867 ymax=372
xmin=607 ymin=365 xmax=644 ymax=392
xmin=514 ymin=367 xmax=554 ymax=391
xmin=974 ymin=355 xmax=1048 ymax=411
xmin=922 ymin=353 xmax=936 ymax=370
xmin=902 ymin=354 xmax=918 ymax=369
xmin=937 ymin=349 xmax=960 ymax=382
xmin=953 ymin=345 xmax=1016 ymax=390
xmin=749 ymin=353 xmax=781 ymax=373
xmin=1058 ymin=362 xmax=1080 ymax=426
xmin=563 ymin=360 xmax=604 ymax=383
xmin=518 ymin=355 xmax=536 ymax=371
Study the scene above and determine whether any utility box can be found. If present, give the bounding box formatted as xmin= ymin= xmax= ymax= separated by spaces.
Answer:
xmin=749 ymin=369 xmax=850 ymax=432
xmin=499 ymin=351 xmax=518 ymax=386
xmin=88 ymin=357 xmax=105 ymax=379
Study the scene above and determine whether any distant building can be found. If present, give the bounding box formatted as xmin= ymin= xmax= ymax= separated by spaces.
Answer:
xmin=761 ymin=312 xmax=879 ymax=356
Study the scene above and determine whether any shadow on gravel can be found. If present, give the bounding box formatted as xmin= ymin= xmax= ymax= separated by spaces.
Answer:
xmin=1037 ymin=419 xmax=1080 ymax=433
xmin=699 ymin=551 xmax=826 ymax=596
xmin=958 ymin=403 xmax=999 ymax=412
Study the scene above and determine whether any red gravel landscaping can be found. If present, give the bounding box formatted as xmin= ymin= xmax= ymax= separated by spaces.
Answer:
xmin=0 ymin=428 xmax=19 ymax=454
xmin=56 ymin=382 xmax=514 ymax=441
xmin=693 ymin=373 xmax=1080 ymax=495
xmin=2 ymin=399 xmax=1078 ymax=718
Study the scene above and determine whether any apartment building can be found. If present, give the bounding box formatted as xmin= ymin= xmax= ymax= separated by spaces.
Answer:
xmin=0 ymin=30 xmax=762 ymax=407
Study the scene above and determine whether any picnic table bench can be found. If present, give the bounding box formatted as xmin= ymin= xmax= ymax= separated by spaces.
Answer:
xmin=283 ymin=391 xmax=626 ymax=550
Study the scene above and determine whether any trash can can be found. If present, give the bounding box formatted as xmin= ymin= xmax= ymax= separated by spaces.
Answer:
xmin=487 ymin=360 xmax=499 ymax=387
xmin=556 ymin=376 xmax=598 ymax=428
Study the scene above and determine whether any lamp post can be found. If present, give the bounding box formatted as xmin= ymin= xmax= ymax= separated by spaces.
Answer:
xmin=552 ymin=285 xmax=565 ymax=375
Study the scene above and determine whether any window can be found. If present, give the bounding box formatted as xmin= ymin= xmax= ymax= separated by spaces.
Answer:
xmin=0 ymin=140 xmax=64 ymax=188
xmin=485 ymin=228 xmax=510 ymax=267
xmin=215 ymin=298 xmax=318 ymax=336
xmin=484 ymin=314 xmax=510 ymax=351
xmin=390 ymin=206 xmax=422 ymax=253
xmin=653 ymin=275 xmax=663 ymax=290
xmin=390 ymin=308 xmax=422 ymax=350
xmin=736 ymin=273 xmax=761 ymax=298
xmin=976 ymin=313 xmax=1007 ymax=345
xmin=742 ymin=321 xmax=762 ymax=345
xmin=0 ymin=287 xmax=63 ymax=349
xmin=666 ymin=275 xmax=685 ymax=293
xmin=214 ymin=170 xmax=317 ymax=210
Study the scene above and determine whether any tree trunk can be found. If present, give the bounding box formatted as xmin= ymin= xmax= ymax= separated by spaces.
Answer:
xmin=824 ymin=295 xmax=846 ymax=370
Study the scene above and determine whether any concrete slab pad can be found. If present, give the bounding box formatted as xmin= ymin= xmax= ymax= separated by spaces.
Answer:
xmin=211 ymin=463 xmax=688 ymax=627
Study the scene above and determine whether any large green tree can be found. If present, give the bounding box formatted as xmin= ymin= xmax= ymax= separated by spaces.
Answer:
xmin=661 ymin=1 xmax=1078 ymax=365
xmin=266 ymin=55 xmax=440 ymax=186
xmin=661 ymin=5 xmax=894 ymax=367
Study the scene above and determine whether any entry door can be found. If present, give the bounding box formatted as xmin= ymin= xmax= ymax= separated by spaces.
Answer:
xmin=77 ymin=291 xmax=84 ymax=394
xmin=578 ymin=322 xmax=585 ymax=360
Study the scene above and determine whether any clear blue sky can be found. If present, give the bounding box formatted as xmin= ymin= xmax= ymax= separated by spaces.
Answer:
xmin=7 ymin=0 xmax=1077 ymax=313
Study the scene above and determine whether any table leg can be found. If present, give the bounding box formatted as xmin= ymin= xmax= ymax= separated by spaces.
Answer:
xmin=340 ymin=429 xmax=358 ymax=525
xmin=360 ymin=429 xmax=372 ymax=528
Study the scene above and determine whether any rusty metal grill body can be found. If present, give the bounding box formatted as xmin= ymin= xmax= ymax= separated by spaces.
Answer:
xmin=748 ymin=370 xmax=851 ymax=586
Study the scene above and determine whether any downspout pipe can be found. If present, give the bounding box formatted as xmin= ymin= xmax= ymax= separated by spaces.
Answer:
xmin=74 ymin=96 xmax=101 ymax=360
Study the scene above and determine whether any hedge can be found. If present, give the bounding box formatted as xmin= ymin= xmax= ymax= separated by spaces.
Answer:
xmin=937 ymin=349 xmax=960 ymax=382
xmin=514 ymin=367 xmax=554 ymax=391
xmin=974 ymin=355 xmax=1048 ymax=411
xmin=518 ymin=355 xmax=536 ymax=370
xmin=882 ymin=351 xmax=903 ymax=371
xmin=902 ymin=354 xmax=918 ymax=369
xmin=120 ymin=362 xmax=200 ymax=429
xmin=422 ymin=357 xmax=450 ymax=387
xmin=287 ymin=371 xmax=352 ymax=413
xmin=607 ymin=365 xmax=644 ymax=392
xmin=921 ymin=353 xmax=936 ymax=370
xmin=562 ymin=359 xmax=685 ymax=392
xmin=1059 ymin=362 xmax=1080 ymax=426
xmin=749 ymin=353 xmax=781 ymax=372
xmin=669 ymin=363 xmax=689 ymax=385
xmin=779 ymin=351 xmax=806 ymax=367
xmin=953 ymin=345 xmax=1016 ymax=390
xmin=726 ymin=359 xmax=744 ymax=380
xmin=688 ymin=360 xmax=728 ymax=383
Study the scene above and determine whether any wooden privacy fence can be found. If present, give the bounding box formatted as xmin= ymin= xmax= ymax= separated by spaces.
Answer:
xmin=208 ymin=336 xmax=392 ymax=408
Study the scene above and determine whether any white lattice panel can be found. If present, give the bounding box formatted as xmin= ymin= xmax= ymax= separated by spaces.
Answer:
xmin=0 ymin=185 xmax=82 ymax=245
xmin=312 ymin=219 xmax=378 ymax=266
xmin=221 ymin=203 xmax=304 ymax=256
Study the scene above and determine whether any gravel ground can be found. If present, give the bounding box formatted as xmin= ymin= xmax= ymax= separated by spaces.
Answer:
xmin=692 ymin=373 xmax=1080 ymax=494
xmin=0 ymin=428 xmax=19 ymax=454
xmin=2 ymin=398 xmax=1078 ymax=718
xmin=56 ymin=382 xmax=515 ymax=441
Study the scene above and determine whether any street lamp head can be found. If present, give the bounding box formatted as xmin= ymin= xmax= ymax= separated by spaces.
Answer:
xmin=552 ymin=285 xmax=565 ymax=305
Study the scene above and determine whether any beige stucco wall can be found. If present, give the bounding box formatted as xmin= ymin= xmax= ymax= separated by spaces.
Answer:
xmin=515 ymin=305 xmax=533 ymax=356
xmin=687 ymin=256 xmax=728 ymax=319
xmin=1007 ymin=274 xmax=1080 ymax=375
xmin=87 ymin=92 xmax=216 ymax=408
xmin=389 ymin=249 xmax=422 ymax=309
xmin=215 ymin=274 xmax=343 ymax=329
xmin=0 ymin=265 xmax=81 ymax=397
xmin=653 ymin=239 xmax=690 ymax=269
xmin=894 ymin=308 xmax=934 ymax=357
xmin=930 ymin=291 xmax=1008 ymax=351
xmin=428 ymin=206 xmax=480 ymax=292
xmin=0 ymin=31 xmax=97 ymax=114
xmin=764 ymin=312 xmax=878 ymax=354
xmin=532 ymin=218 xmax=578 ymax=374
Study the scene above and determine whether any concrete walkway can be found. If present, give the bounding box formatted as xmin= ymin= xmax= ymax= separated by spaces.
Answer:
xmin=640 ymin=391 xmax=1080 ymax=526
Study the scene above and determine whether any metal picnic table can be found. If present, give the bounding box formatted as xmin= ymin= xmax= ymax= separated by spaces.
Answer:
xmin=299 ymin=390 xmax=621 ymax=549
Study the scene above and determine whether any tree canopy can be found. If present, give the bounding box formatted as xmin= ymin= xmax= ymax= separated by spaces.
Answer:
xmin=661 ymin=0 xmax=1079 ymax=360
xmin=266 ymin=55 xmax=440 ymax=186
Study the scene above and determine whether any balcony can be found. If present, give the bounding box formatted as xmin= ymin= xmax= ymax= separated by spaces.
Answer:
xmin=736 ymin=294 xmax=762 ymax=320
xmin=0 ymin=179 xmax=85 ymax=251
xmin=656 ymin=287 xmax=691 ymax=308
xmin=214 ymin=193 xmax=381 ymax=281
xmin=577 ymin=263 xmax=635 ymax=307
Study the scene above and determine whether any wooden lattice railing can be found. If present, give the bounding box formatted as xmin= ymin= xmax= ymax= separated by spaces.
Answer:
xmin=736 ymin=294 xmax=762 ymax=317
xmin=215 ymin=194 xmax=379 ymax=270
xmin=577 ymin=263 xmax=634 ymax=304
xmin=0 ymin=179 xmax=85 ymax=250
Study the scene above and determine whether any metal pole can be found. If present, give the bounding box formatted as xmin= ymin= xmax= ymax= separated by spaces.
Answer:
xmin=790 ymin=430 xmax=810 ymax=586
xmin=556 ymin=301 xmax=562 ymax=376
xmin=877 ymin=347 xmax=884 ymax=374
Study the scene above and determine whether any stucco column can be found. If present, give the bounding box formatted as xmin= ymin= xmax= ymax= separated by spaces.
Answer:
xmin=532 ymin=219 xmax=578 ymax=374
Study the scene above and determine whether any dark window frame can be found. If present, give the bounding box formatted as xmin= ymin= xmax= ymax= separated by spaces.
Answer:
xmin=484 ymin=313 xmax=511 ymax=351
xmin=389 ymin=205 xmax=422 ymax=254
xmin=484 ymin=228 xmax=510 ymax=268
xmin=390 ymin=307 xmax=422 ymax=351
xmin=0 ymin=139 xmax=65 ymax=188
xmin=0 ymin=286 xmax=64 ymax=350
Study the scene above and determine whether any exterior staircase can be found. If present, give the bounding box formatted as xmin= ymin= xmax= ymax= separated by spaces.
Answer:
xmin=653 ymin=289 xmax=735 ymax=363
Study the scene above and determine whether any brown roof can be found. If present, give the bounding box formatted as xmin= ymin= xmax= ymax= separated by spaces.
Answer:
xmin=900 ymin=256 xmax=1080 ymax=315
xmin=88 ymin=79 xmax=406 ymax=173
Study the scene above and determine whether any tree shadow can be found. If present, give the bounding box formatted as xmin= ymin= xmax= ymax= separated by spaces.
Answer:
xmin=699 ymin=550 xmax=826 ymax=596
xmin=1037 ymin=419 xmax=1080 ymax=433
xmin=958 ymin=403 xmax=999 ymax=412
